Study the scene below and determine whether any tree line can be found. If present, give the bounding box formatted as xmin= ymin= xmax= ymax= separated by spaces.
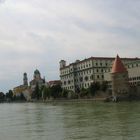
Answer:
xmin=0 ymin=81 xmax=109 ymax=102
xmin=0 ymin=90 xmax=26 ymax=102
xmin=32 ymin=81 xmax=109 ymax=100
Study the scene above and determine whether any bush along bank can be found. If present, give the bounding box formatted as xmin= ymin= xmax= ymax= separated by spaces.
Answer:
xmin=31 ymin=81 xmax=110 ymax=101
xmin=0 ymin=82 xmax=111 ymax=102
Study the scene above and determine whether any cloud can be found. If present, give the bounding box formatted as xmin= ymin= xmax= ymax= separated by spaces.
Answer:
xmin=0 ymin=0 xmax=139 ymax=92
xmin=0 ymin=0 xmax=5 ymax=4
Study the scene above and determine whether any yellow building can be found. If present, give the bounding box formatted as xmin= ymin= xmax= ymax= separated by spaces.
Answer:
xmin=13 ymin=85 xmax=28 ymax=96
xmin=13 ymin=72 xmax=29 ymax=96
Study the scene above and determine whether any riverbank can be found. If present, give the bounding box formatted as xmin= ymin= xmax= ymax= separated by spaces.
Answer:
xmin=0 ymin=97 xmax=107 ymax=103
xmin=35 ymin=97 xmax=107 ymax=103
xmin=2 ymin=95 xmax=140 ymax=103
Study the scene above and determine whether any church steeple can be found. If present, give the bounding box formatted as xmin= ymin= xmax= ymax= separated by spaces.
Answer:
xmin=23 ymin=73 xmax=28 ymax=86
xmin=34 ymin=69 xmax=41 ymax=79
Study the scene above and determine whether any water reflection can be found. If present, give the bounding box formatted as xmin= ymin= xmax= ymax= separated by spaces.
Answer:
xmin=0 ymin=102 xmax=140 ymax=140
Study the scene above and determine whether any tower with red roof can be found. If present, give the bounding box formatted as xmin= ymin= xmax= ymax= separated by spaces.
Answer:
xmin=111 ymin=55 xmax=129 ymax=100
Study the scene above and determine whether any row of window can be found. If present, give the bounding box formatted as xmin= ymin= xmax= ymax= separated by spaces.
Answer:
xmin=61 ymin=63 xmax=93 ymax=75
xmin=63 ymin=86 xmax=74 ymax=90
xmin=104 ymin=69 xmax=111 ymax=73
xmin=74 ymin=64 xmax=91 ymax=71
xmin=61 ymin=69 xmax=70 ymax=75
xmin=74 ymin=70 xmax=92 ymax=76
xmin=60 ymin=60 xmax=112 ymax=75
xmin=61 ymin=74 xmax=73 ymax=79
xmin=61 ymin=68 xmax=105 ymax=77
xmin=74 ymin=63 xmax=107 ymax=71
xmin=129 ymin=81 xmax=140 ymax=86
xmin=61 ymin=60 xmax=139 ymax=75
xmin=63 ymin=82 xmax=92 ymax=90
xmin=63 ymin=75 xmax=104 ymax=85
xmin=127 ymin=63 xmax=139 ymax=68
xmin=79 ymin=83 xmax=91 ymax=88
xmin=129 ymin=76 xmax=140 ymax=81
xmin=63 ymin=82 xmax=94 ymax=90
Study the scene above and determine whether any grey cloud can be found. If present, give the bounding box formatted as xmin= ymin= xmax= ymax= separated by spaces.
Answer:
xmin=0 ymin=0 xmax=5 ymax=3
xmin=0 ymin=0 xmax=140 ymax=92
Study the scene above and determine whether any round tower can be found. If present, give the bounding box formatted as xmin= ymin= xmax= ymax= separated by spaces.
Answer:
xmin=23 ymin=73 xmax=28 ymax=86
xmin=111 ymin=55 xmax=129 ymax=101
xmin=59 ymin=60 xmax=66 ymax=69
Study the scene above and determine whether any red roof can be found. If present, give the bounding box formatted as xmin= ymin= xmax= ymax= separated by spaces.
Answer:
xmin=48 ymin=80 xmax=61 ymax=85
xmin=111 ymin=55 xmax=127 ymax=73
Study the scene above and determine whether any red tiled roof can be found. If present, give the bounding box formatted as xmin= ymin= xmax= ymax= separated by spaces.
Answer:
xmin=48 ymin=80 xmax=61 ymax=86
xmin=48 ymin=80 xmax=61 ymax=84
xmin=111 ymin=55 xmax=127 ymax=73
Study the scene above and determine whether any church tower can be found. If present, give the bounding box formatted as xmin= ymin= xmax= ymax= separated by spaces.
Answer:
xmin=34 ymin=69 xmax=41 ymax=80
xmin=23 ymin=73 xmax=28 ymax=86
xmin=111 ymin=55 xmax=129 ymax=101
xmin=59 ymin=60 xmax=66 ymax=69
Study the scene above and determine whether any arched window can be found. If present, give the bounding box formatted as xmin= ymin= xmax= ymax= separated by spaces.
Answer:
xmin=80 ymin=77 xmax=83 ymax=82
xmin=85 ymin=76 xmax=89 ymax=81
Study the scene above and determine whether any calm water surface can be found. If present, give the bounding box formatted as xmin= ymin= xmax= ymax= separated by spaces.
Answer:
xmin=0 ymin=101 xmax=140 ymax=140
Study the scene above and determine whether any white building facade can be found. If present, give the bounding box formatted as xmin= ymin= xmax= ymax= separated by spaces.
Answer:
xmin=104 ymin=60 xmax=140 ymax=89
xmin=127 ymin=60 xmax=140 ymax=86
xmin=60 ymin=57 xmax=139 ymax=92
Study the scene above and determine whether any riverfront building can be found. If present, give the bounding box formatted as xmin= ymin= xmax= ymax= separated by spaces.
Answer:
xmin=104 ymin=59 xmax=140 ymax=89
xmin=13 ymin=70 xmax=45 ymax=97
xmin=60 ymin=57 xmax=140 ymax=92
xmin=111 ymin=55 xmax=129 ymax=100
xmin=13 ymin=73 xmax=29 ymax=96
xmin=47 ymin=80 xmax=61 ymax=87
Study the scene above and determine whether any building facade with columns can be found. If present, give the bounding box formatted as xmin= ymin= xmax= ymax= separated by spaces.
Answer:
xmin=60 ymin=57 xmax=139 ymax=92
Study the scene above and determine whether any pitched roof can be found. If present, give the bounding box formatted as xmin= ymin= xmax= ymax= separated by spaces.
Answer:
xmin=111 ymin=55 xmax=127 ymax=73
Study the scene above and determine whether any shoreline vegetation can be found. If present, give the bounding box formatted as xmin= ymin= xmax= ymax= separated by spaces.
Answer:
xmin=0 ymin=82 xmax=110 ymax=103
xmin=1 ymin=97 xmax=140 ymax=104
xmin=0 ymin=97 xmax=111 ymax=104
xmin=0 ymin=81 xmax=140 ymax=103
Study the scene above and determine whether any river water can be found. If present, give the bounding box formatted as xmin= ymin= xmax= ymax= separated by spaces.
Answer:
xmin=0 ymin=101 xmax=140 ymax=140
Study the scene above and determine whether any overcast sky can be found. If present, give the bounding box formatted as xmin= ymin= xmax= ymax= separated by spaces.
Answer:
xmin=0 ymin=0 xmax=140 ymax=92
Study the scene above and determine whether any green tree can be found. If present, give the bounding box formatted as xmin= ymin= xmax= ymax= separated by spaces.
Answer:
xmin=100 ymin=81 xmax=108 ymax=92
xmin=0 ymin=92 xmax=5 ymax=101
xmin=6 ymin=90 xmax=13 ymax=100
xmin=62 ymin=89 xmax=69 ymax=98
xmin=80 ymin=88 xmax=89 ymax=98
xmin=31 ymin=83 xmax=40 ymax=100
xmin=42 ymin=86 xmax=51 ymax=100
xmin=89 ymin=82 xmax=100 ymax=96
xmin=39 ymin=85 xmax=45 ymax=99
xmin=46 ymin=87 xmax=51 ymax=99
xmin=20 ymin=93 xmax=26 ymax=101
xmin=50 ymin=85 xmax=62 ymax=99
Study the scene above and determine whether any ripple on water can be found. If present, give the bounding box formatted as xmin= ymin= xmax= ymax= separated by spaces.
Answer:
xmin=0 ymin=102 xmax=140 ymax=140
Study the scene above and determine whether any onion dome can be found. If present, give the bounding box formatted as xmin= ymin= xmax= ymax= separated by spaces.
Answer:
xmin=34 ymin=69 xmax=40 ymax=74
